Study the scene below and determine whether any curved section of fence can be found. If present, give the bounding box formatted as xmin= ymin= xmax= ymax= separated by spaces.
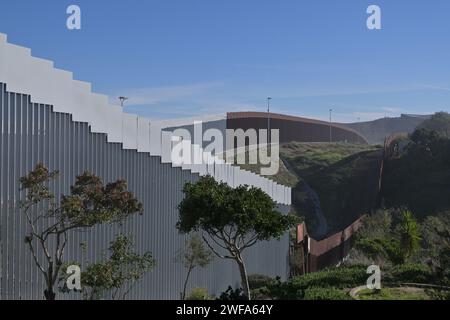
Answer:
xmin=227 ymin=112 xmax=369 ymax=144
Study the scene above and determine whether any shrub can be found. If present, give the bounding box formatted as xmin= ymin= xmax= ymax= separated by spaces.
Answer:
xmin=290 ymin=266 xmax=367 ymax=289
xmin=251 ymin=287 xmax=273 ymax=300
xmin=356 ymin=238 xmax=387 ymax=261
xmin=186 ymin=288 xmax=213 ymax=300
xmin=217 ymin=286 xmax=248 ymax=301
xmin=303 ymin=287 xmax=352 ymax=300
xmin=267 ymin=266 xmax=367 ymax=299
xmin=248 ymin=274 xmax=276 ymax=290
xmin=426 ymin=289 xmax=450 ymax=300
xmin=386 ymin=264 xmax=434 ymax=284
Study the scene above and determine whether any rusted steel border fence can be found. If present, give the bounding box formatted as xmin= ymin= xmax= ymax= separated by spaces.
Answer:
xmin=291 ymin=132 xmax=410 ymax=275
xmin=292 ymin=217 xmax=364 ymax=274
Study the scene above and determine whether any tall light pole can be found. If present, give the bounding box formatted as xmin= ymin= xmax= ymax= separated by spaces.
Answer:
xmin=119 ymin=96 xmax=129 ymax=107
xmin=267 ymin=97 xmax=272 ymax=144
xmin=119 ymin=97 xmax=129 ymax=142
xmin=329 ymin=108 xmax=333 ymax=143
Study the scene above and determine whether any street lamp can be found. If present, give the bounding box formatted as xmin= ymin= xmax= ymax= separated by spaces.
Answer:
xmin=119 ymin=96 xmax=129 ymax=107
xmin=267 ymin=97 xmax=272 ymax=144
xmin=119 ymin=97 xmax=129 ymax=142
xmin=329 ymin=108 xmax=333 ymax=143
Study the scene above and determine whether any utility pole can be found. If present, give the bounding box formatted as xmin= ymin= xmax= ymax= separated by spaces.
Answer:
xmin=267 ymin=97 xmax=272 ymax=145
xmin=329 ymin=108 xmax=333 ymax=143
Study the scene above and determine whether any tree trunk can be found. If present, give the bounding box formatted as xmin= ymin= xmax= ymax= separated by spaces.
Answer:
xmin=44 ymin=269 xmax=56 ymax=300
xmin=182 ymin=266 xmax=193 ymax=300
xmin=236 ymin=257 xmax=251 ymax=300
xmin=44 ymin=288 xmax=56 ymax=300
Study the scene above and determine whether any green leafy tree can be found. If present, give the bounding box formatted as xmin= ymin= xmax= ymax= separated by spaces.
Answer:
xmin=176 ymin=234 xmax=213 ymax=300
xmin=177 ymin=176 xmax=297 ymax=300
xmin=419 ymin=111 xmax=450 ymax=138
xmin=19 ymin=163 xmax=143 ymax=300
xmin=409 ymin=128 xmax=442 ymax=153
xmin=80 ymin=234 xmax=155 ymax=300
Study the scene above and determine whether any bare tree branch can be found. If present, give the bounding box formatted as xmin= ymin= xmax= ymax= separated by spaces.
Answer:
xmin=201 ymin=234 xmax=234 ymax=260
xmin=27 ymin=241 xmax=46 ymax=274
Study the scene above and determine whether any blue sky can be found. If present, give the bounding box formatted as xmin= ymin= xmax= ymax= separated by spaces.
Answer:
xmin=1 ymin=0 xmax=450 ymax=122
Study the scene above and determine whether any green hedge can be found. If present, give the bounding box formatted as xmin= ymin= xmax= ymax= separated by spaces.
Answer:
xmin=248 ymin=274 xmax=276 ymax=290
xmin=267 ymin=266 xmax=367 ymax=299
xmin=290 ymin=265 xmax=367 ymax=289
xmin=386 ymin=264 xmax=435 ymax=284
xmin=303 ymin=287 xmax=352 ymax=300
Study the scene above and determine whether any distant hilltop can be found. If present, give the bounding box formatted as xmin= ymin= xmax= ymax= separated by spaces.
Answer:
xmin=345 ymin=114 xmax=431 ymax=145
xmin=400 ymin=113 xmax=432 ymax=119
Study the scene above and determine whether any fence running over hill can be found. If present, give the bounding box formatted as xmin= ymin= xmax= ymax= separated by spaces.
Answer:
xmin=383 ymin=132 xmax=409 ymax=160
xmin=0 ymin=33 xmax=291 ymax=300
xmin=227 ymin=112 xmax=369 ymax=144
xmin=291 ymin=132 xmax=410 ymax=274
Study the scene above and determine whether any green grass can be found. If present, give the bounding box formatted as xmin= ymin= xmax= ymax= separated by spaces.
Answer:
xmin=234 ymin=142 xmax=378 ymax=189
xmin=280 ymin=142 xmax=379 ymax=178
xmin=238 ymin=159 xmax=299 ymax=188
xmin=357 ymin=287 xmax=431 ymax=300
xmin=234 ymin=146 xmax=299 ymax=187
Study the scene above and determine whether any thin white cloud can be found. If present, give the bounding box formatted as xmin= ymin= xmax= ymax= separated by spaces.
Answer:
xmin=108 ymin=81 xmax=442 ymax=122
xmin=419 ymin=84 xmax=450 ymax=92
xmin=381 ymin=107 xmax=403 ymax=113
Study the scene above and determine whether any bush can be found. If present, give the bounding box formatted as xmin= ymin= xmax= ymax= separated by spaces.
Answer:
xmin=356 ymin=238 xmax=388 ymax=261
xmin=248 ymin=274 xmax=276 ymax=290
xmin=186 ymin=288 xmax=213 ymax=300
xmin=303 ymin=287 xmax=352 ymax=300
xmin=290 ymin=266 xmax=367 ymax=289
xmin=267 ymin=266 xmax=367 ymax=299
xmin=251 ymin=287 xmax=272 ymax=300
xmin=426 ymin=289 xmax=450 ymax=300
xmin=386 ymin=264 xmax=434 ymax=284
xmin=217 ymin=286 xmax=248 ymax=301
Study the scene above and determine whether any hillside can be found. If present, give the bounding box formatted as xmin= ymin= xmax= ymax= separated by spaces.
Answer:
xmin=346 ymin=114 xmax=429 ymax=145
xmin=233 ymin=147 xmax=299 ymax=187
xmin=235 ymin=142 xmax=383 ymax=238
xmin=280 ymin=142 xmax=383 ymax=238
